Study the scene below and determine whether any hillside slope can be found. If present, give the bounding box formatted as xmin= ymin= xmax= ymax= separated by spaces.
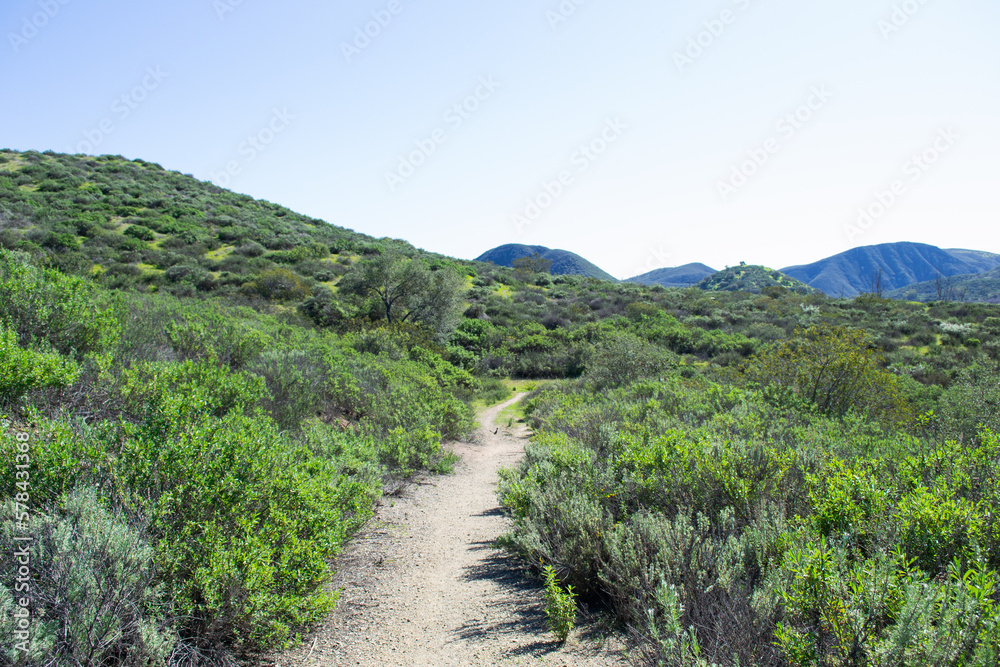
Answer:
xmin=475 ymin=243 xmax=617 ymax=282
xmin=943 ymin=248 xmax=1000 ymax=273
xmin=887 ymin=265 xmax=1000 ymax=303
xmin=0 ymin=149 xmax=451 ymax=300
xmin=626 ymin=262 xmax=716 ymax=287
xmin=781 ymin=242 xmax=989 ymax=297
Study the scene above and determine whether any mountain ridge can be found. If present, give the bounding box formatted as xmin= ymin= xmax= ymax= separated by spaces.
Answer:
xmin=780 ymin=242 xmax=1000 ymax=297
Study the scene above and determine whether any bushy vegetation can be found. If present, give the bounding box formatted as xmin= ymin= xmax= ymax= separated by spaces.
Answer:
xmin=498 ymin=327 xmax=1000 ymax=665
xmin=0 ymin=243 xmax=482 ymax=664
xmin=4 ymin=148 xmax=1000 ymax=665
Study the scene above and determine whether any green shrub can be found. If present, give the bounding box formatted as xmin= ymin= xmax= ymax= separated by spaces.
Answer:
xmin=109 ymin=410 xmax=374 ymax=651
xmin=477 ymin=377 xmax=512 ymax=405
xmin=742 ymin=325 xmax=912 ymax=427
xmin=585 ymin=331 xmax=676 ymax=389
xmin=242 ymin=268 xmax=311 ymax=301
xmin=895 ymin=486 xmax=983 ymax=573
xmin=248 ymin=349 xmax=327 ymax=430
xmin=542 ymin=565 xmax=576 ymax=643
xmin=123 ymin=224 xmax=155 ymax=241
xmin=0 ymin=250 xmax=119 ymax=358
xmin=0 ymin=324 xmax=79 ymax=402
xmin=119 ymin=358 xmax=267 ymax=424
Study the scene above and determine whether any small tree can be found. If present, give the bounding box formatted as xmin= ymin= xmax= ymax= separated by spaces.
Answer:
xmin=512 ymin=253 xmax=552 ymax=282
xmin=339 ymin=252 xmax=465 ymax=341
xmin=586 ymin=331 xmax=677 ymax=390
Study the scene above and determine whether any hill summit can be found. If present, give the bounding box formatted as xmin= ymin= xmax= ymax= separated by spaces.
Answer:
xmin=475 ymin=244 xmax=617 ymax=282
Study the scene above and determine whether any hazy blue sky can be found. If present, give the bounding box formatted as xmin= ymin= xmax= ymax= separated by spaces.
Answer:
xmin=3 ymin=0 xmax=998 ymax=278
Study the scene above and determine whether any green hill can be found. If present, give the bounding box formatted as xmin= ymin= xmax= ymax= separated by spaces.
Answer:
xmin=696 ymin=263 xmax=819 ymax=295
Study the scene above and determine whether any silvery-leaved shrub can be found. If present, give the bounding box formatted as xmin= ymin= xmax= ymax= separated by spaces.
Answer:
xmin=0 ymin=486 xmax=173 ymax=666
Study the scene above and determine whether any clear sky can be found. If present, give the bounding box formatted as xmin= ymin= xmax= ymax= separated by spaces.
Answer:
xmin=2 ymin=0 xmax=998 ymax=279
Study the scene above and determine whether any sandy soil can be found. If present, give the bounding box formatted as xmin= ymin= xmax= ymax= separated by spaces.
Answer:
xmin=265 ymin=393 xmax=629 ymax=667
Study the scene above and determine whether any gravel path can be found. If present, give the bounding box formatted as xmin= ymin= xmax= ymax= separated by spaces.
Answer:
xmin=267 ymin=393 xmax=628 ymax=667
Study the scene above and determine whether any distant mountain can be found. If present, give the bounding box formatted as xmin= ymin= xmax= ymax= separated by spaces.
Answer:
xmin=888 ymin=265 xmax=1000 ymax=303
xmin=781 ymin=242 xmax=998 ymax=298
xmin=696 ymin=264 xmax=819 ymax=295
xmin=941 ymin=249 xmax=1000 ymax=273
xmin=475 ymin=244 xmax=617 ymax=282
xmin=626 ymin=263 xmax=716 ymax=288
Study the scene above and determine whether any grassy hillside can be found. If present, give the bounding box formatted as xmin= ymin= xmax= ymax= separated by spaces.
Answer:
xmin=0 ymin=149 xmax=459 ymax=298
xmin=4 ymin=149 xmax=1000 ymax=666
xmin=695 ymin=263 xmax=819 ymax=295
xmin=475 ymin=243 xmax=618 ymax=282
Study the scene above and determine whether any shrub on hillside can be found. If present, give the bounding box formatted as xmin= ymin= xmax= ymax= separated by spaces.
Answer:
xmin=123 ymin=224 xmax=155 ymax=241
xmin=241 ymin=268 xmax=311 ymax=301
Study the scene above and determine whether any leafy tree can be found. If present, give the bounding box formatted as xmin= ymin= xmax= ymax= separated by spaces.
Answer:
xmin=513 ymin=253 xmax=552 ymax=282
xmin=585 ymin=331 xmax=676 ymax=389
xmin=339 ymin=251 xmax=464 ymax=341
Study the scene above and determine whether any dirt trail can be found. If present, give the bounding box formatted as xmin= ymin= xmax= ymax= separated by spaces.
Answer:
xmin=269 ymin=393 xmax=627 ymax=667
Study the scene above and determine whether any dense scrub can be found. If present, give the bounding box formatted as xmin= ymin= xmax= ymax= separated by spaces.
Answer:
xmin=499 ymin=326 xmax=1000 ymax=665
xmin=0 ymin=249 xmax=480 ymax=664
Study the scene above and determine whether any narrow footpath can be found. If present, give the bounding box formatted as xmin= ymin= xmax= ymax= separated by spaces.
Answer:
xmin=269 ymin=393 xmax=628 ymax=667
